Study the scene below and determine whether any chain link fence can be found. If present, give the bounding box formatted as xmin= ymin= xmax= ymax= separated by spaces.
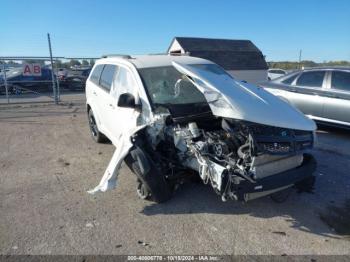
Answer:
xmin=0 ymin=56 xmax=97 ymax=104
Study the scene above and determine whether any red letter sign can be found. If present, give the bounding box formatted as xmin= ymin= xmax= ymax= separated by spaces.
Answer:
xmin=23 ymin=64 xmax=32 ymax=75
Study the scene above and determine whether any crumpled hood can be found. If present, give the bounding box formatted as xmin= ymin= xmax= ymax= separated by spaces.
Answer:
xmin=172 ymin=62 xmax=316 ymax=131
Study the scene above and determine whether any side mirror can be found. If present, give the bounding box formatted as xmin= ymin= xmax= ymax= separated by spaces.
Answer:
xmin=117 ymin=93 xmax=141 ymax=111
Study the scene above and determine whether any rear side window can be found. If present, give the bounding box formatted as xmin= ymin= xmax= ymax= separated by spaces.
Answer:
xmin=296 ymin=71 xmax=325 ymax=88
xmin=331 ymin=71 xmax=350 ymax=92
xmin=90 ymin=65 xmax=104 ymax=85
xmin=282 ymin=74 xmax=298 ymax=85
xmin=99 ymin=64 xmax=117 ymax=91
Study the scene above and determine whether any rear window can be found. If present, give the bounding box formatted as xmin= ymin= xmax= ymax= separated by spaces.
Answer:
xmin=90 ymin=65 xmax=104 ymax=85
xmin=269 ymin=69 xmax=285 ymax=74
xmin=99 ymin=64 xmax=117 ymax=91
xmin=331 ymin=71 xmax=350 ymax=92
xmin=296 ymin=71 xmax=325 ymax=88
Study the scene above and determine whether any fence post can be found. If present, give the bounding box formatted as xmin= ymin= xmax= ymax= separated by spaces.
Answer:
xmin=56 ymin=66 xmax=60 ymax=102
xmin=2 ymin=62 xmax=9 ymax=104
xmin=47 ymin=33 xmax=58 ymax=104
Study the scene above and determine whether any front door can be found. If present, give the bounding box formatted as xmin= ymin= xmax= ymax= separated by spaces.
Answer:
xmin=107 ymin=65 xmax=140 ymax=145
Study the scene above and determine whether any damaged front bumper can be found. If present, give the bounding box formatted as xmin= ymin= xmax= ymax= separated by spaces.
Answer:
xmin=233 ymin=153 xmax=317 ymax=201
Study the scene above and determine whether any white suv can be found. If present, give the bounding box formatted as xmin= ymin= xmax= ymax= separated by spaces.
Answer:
xmin=86 ymin=54 xmax=317 ymax=203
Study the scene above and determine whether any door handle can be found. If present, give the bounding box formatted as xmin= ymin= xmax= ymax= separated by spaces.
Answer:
xmin=93 ymin=91 xmax=97 ymax=96
xmin=109 ymin=103 xmax=115 ymax=109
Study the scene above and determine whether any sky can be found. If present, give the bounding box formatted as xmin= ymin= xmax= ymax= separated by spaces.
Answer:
xmin=1 ymin=0 xmax=349 ymax=62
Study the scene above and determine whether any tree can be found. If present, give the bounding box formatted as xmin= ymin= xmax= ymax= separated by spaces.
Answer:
xmin=69 ymin=59 xmax=81 ymax=67
xmin=82 ymin=59 xmax=89 ymax=66
xmin=89 ymin=59 xmax=95 ymax=66
xmin=54 ymin=59 xmax=63 ymax=68
xmin=23 ymin=59 xmax=45 ymax=65
xmin=268 ymin=60 xmax=350 ymax=70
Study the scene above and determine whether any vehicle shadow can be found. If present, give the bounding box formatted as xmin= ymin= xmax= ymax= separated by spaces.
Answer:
xmin=141 ymin=181 xmax=349 ymax=239
xmin=141 ymin=127 xmax=350 ymax=239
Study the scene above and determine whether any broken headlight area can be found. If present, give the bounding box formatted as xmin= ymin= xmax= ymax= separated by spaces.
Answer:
xmin=142 ymin=114 xmax=316 ymax=202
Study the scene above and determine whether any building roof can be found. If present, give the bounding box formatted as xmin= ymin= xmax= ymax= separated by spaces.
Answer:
xmin=168 ymin=37 xmax=261 ymax=53
xmin=168 ymin=37 xmax=268 ymax=71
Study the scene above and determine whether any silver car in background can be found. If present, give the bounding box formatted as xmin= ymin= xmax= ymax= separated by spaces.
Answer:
xmin=268 ymin=68 xmax=287 ymax=80
xmin=260 ymin=67 xmax=350 ymax=128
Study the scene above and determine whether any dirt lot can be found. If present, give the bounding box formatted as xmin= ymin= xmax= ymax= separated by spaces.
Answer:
xmin=0 ymin=95 xmax=349 ymax=255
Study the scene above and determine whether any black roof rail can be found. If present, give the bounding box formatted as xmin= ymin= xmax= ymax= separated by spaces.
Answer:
xmin=101 ymin=54 xmax=132 ymax=59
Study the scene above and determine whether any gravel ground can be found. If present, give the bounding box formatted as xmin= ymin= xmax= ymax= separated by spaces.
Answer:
xmin=0 ymin=96 xmax=349 ymax=255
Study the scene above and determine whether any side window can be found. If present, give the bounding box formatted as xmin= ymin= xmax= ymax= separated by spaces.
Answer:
xmin=282 ymin=74 xmax=298 ymax=85
xmin=99 ymin=64 xmax=117 ymax=91
xmin=331 ymin=71 xmax=350 ymax=92
xmin=90 ymin=65 xmax=104 ymax=85
xmin=296 ymin=71 xmax=325 ymax=88
xmin=112 ymin=67 xmax=137 ymax=100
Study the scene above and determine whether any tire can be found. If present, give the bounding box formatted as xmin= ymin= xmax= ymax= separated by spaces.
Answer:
xmin=270 ymin=187 xmax=293 ymax=203
xmin=87 ymin=109 xmax=107 ymax=143
xmin=125 ymin=150 xmax=173 ymax=203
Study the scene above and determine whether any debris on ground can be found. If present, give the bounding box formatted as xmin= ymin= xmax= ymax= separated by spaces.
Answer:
xmin=137 ymin=240 xmax=149 ymax=247
xmin=272 ymin=231 xmax=287 ymax=236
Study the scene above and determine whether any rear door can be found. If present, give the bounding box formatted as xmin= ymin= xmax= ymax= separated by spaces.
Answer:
xmin=322 ymin=70 xmax=350 ymax=125
xmin=87 ymin=64 xmax=105 ymax=127
xmin=288 ymin=70 xmax=326 ymax=117
xmin=96 ymin=64 xmax=118 ymax=139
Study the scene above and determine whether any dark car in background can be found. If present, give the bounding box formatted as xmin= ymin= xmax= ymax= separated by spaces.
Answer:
xmin=0 ymin=67 xmax=55 ymax=95
xmin=259 ymin=67 xmax=350 ymax=129
xmin=59 ymin=68 xmax=91 ymax=91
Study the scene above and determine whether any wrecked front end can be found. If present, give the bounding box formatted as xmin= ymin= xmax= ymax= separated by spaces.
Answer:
xmin=89 ymin=59 xmax=317 ymax=202
xmin=141 ymin=111 xmax=316 ymax=202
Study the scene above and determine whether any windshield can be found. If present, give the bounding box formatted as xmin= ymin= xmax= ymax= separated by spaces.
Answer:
xmin=138 ymin=65 xmax=208 ymax=106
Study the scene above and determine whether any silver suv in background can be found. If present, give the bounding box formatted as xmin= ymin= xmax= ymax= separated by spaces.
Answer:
xmin=260 ymin=67 xmax=350 ymax=129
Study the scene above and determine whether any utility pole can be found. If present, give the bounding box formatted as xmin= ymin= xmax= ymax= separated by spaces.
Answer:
xmin=47 ymin=33 xmax=58 ymax=104
xmin=298 ymin=49 xmax=302 ymax=69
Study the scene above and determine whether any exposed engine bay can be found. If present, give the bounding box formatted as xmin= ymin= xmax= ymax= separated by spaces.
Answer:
xmin=142 ymin=111 xmax=315 ymax=202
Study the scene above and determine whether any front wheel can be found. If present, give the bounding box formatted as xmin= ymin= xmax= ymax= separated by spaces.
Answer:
xmin=136 ymin=179 xmax=151 ymax=200
xmin=125 ymin=150 xmax=173 ymax=203
xmin=88 ymin=109 xmax=107 ymax=143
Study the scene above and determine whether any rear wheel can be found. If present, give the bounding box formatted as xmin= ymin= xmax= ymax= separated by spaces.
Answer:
xmin=88 ymin=109 xmax=107 ymax=143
